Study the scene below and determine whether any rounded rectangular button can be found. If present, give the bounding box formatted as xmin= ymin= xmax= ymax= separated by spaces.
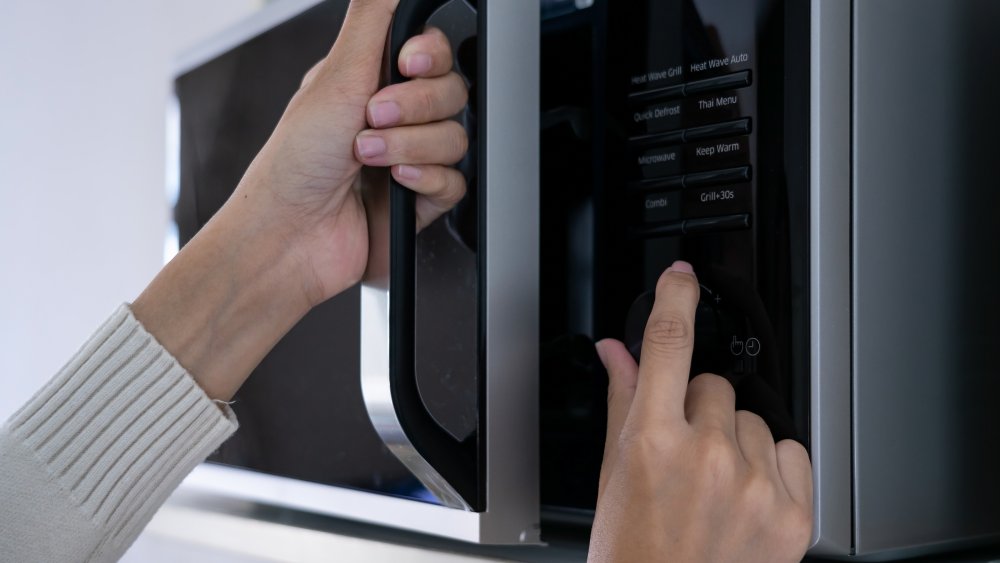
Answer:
xmin=630 ymin=100 xmax=684 ymax=136
xmin=684 ymin=91 xmax=745 ymax=127
xmin=637 ymin=221 xmax=685 ymax=239
xmin=630 ymin=130 xmax=684 ymax=150
xmin=634 ymin=145 xmax=684 ymax=179
xmin=644 ymin=192 xmax=683 ymax=223
xmin=683 ymin=214 xmax=751 ymax=235
xmin=683 ymin=166 xmax=752 ymax=188
xmin=630 ymin=174 xmax=684 ymax=192
xmin=684 ymin=71 xmax=752 ymax=96
xmin=684 ymin=136 xmax=750 ymax=172
xmin=628 ymin=83 xmax=685 ymax=104
xmin=682 ymin=183 xmax=752 ymax=219
xmin=683 ymin=119 xmax=752 ymax=142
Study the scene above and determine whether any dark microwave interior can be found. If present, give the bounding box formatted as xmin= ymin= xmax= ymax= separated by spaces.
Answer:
xmin=174 ymin=0 xmax=809 ymax=531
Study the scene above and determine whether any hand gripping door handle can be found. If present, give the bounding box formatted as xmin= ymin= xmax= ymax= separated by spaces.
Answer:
xmin=361 ymin=0 xmax=479 ymax=511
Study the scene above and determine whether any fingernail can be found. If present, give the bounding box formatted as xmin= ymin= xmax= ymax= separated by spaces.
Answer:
xmin=594 ymin=340 xmax=610 ymax=368
xmin=666 ymin=260 xmax=695 ymax=275
xmin=369 ymin=101 xmax=401 ymax=128
xmin=356 ymin=135 xmax=387 ymax=159
xmin=395 ymin=164 xmax=422 ymax=181
xmin=405 ymin=53 xmax=433 ymax=75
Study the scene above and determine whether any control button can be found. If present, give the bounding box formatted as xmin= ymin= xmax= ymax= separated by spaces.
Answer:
xmin=684 ymin=70 xmax=752 ymax=96
xmin=685 ymin=136 xmax=750 ymax=172
xmin=637 ymin=220 xmax=684 ymax=239
xmin=629 ymin=129 xmax=684 ymax=149
xmin=730 ymin=335 xmax=744 ymax=356
xmin=684 ymin=166 xmax=752 ymax=188
xmin=682 ymin=183 xmax=752 ymax=219
xmin=643 ymin=192 xmax=682 ymax=223
xmin=630 ymin=175 xmax=684 ymax=192
xmin=634 ymin=145 xmax=683 ymax=178
xmin=685 ymin=91 xmax=744 ymax=126
xmin=628 ymin=83 xmax=685 ymax=104
xmin=683 ymin=119 xmax=752 ymax=142
xmin=683 ymin=214 xmax=751 ymax=235
xmin=630 ymin=100 xmax=684 ymax=136
xmin=746 ymin=337 xmax=761 ymax=357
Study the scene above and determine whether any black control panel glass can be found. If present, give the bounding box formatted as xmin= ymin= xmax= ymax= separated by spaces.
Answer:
xmin=538 ymin=0 xmax=810 ymax=516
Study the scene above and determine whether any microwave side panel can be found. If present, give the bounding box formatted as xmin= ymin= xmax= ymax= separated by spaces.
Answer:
xmin=852 ymin=0 xmax=1000 ymax=556
xmin=807 ymin=0 xmax=854 ymax=557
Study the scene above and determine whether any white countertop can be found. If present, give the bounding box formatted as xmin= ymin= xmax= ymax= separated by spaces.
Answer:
xmin=121 ymin=490 xmax=590 ymax=563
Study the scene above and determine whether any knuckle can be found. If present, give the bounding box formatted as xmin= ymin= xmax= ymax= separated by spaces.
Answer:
xmin=694 ymin=429 xmax=737 ymax=479
xmin=430 ymin=27 xmax=452 ymax=53
xmin=741 ymin=472 xmax=778 ymax=509
xmin=619 ymin=431 xmax=675 ymax=485
xmin=383 ymin=130 xmax=405 ymax=159
xmin=736 ymin=409 xmax=769 ymax=434
xmin=419 ymin=86 xmax=437 ymax=120
xmin=776 ymin=438 xmax=809 ymax=462
xmin=777 ymin=505 xmax=814 ymax=551
xmin=643 ymin=313 xmax=692 ymax=351
xmin=448 ymin=122 xmax=469 ymax=160
xmin=441 ymin=171 xmax=466 ymax=206
xmin=690 ymin=373 xmax=733 ymax=398
xmin=448 ymin=72 xmax=470 ymax=106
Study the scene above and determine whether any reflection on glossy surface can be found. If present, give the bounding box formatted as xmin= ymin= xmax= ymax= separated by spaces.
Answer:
xmin=414 ymin=218 xmax=478 ymax=443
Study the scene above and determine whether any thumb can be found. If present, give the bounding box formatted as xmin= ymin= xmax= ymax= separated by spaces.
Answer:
xmin=595 ymin=339 xmax=639 ymax=498
xmin=321 ymin=0 xmax=401 ymax=94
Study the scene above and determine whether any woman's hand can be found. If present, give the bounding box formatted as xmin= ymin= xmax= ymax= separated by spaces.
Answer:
xmin=589 ymin=262 xmax=814 ymax=563
xmin=132 ymin=0 xmax=469 ymax=400
xmin=237 ymin=0 xmax=468 ymax=306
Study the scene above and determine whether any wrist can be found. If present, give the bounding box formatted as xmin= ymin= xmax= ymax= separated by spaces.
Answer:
xmin=233 ymin=159 xmax=368 ymax=308
xmin=220 ymin=181 xmax=323 ymax=309
xmin=132 ymin=189 xmax=315 ymax=400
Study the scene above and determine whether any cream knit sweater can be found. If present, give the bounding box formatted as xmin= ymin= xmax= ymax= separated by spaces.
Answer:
xmin=0 ymin=305 xmax=238 ymax=562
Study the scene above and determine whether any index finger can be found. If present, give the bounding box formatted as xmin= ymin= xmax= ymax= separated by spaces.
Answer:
xmin=631 ymin=261 xmax=701 ymax=425
xmin=399 ymin=27 xmax=453 ymax=78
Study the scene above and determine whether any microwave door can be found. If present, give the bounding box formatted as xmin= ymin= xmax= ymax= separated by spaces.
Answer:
xmin=361 ymin=0 xmax=542 ymax=544
xmin=175 ymin=0 xmax=540 ymax=546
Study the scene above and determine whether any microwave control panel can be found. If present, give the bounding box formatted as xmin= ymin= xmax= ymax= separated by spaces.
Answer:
xmin=602 ymin=0 xmax=808 ymax=443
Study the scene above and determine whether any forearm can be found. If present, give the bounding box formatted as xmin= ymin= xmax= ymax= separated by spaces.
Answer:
xmin=1 ymin=305 xmax=238 ymax=562
xmin=132 ymin=187 xmax=315 ymax=401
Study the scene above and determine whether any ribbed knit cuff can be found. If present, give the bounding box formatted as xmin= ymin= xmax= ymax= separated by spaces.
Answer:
xmin=5 ymin=304 xmax=237 ymax=556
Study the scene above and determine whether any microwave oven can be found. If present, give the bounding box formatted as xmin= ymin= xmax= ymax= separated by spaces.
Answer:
xmin=171 ymin=0 xmax=1000 ymax=558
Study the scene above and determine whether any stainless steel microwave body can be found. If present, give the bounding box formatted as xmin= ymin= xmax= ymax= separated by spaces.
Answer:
xmin=172 ymin=0 xmax=1000 ymax=558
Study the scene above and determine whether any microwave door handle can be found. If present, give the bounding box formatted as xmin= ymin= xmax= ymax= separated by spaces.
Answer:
xmin=361 ymin=0 xmax=478 ymax=512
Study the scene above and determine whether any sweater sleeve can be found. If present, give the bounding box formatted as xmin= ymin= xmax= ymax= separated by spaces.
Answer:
xmin=0 ymin=304 xmax=238 ymax=562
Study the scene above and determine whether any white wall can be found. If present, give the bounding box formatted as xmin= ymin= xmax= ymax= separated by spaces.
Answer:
xmin=0 ymin=0 xmax=263 ymax=421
